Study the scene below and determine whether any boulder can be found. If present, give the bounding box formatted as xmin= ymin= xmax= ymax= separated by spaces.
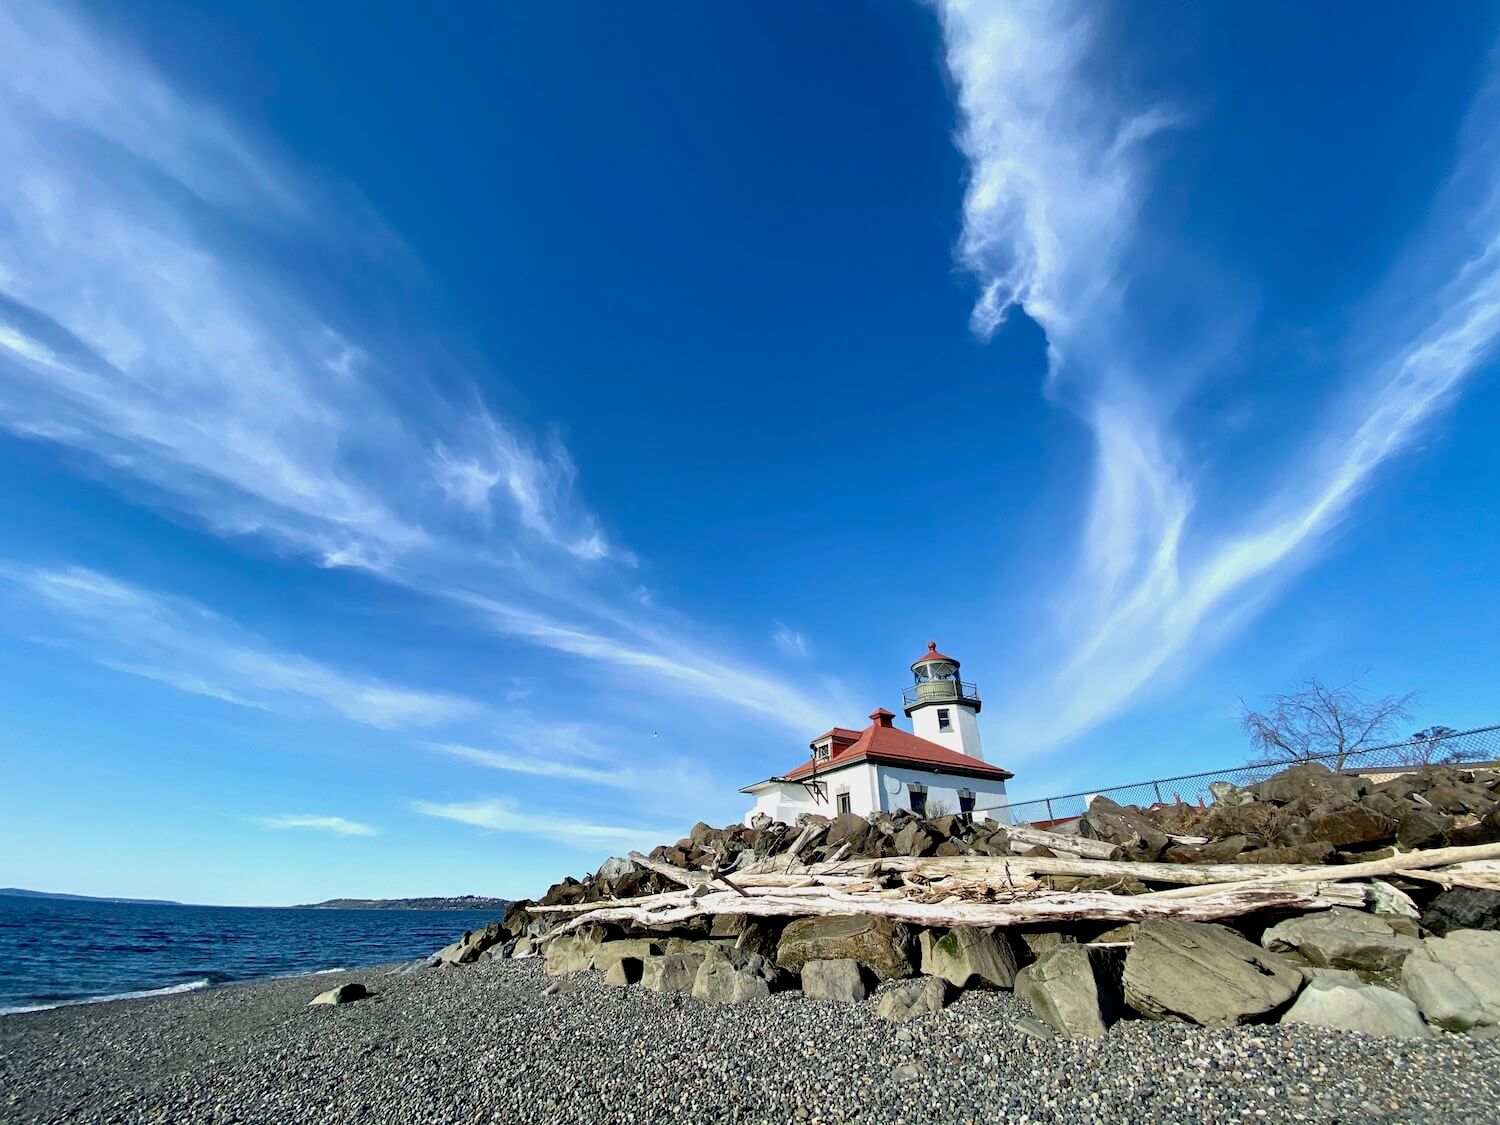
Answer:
xmin=604 ymin=957 xmax=643 ymax=987
xmin=1251 ymin=763 xmax=1364 ymax=806
xmin=1260 ymin=908 xmax=1421 ymax=973
xmin=1304 ymin=803 xmax=1397 ymax=848
xmin=543 ymin=932 xmax=600 ymax=976
xmin=595 ymin=855 xmax=636 ymax=881
xmin=1422 ymin=784 xmax=1494 ymax=815
xmin=777 ymin=916 xmax=916 ymax=981
xmin=1162 ymin=835 xmax=1255 ymax=864
xmin=640 ymin=953 xmax=703 ymax=994
xmin=800 ymin=958 xmax=871 ymax=1003
xmin=918 ymin=927 xmax=1018 ymax=989
xmin=1396 ymin=808 xmax=1453 ymax=850
xmin=934 ymin=839 xmax=970 ymax=857
xmin=1234 ymin=842 xmax=1337 ymax=865
xmin=692 ymin=945 xmax=785 ymax=1004
xmin=1445 ymin=806 xmax=1500 ymax=847
xmin=893 ymin=821 xmax=938 ymax=857
xmin=1017 ymin=931 xmax=1077 ymax=960
xmin=1421 ymin=888 xmax=1500 ymax=936
xmin=875 ymin=977 xmax=950 ymax=1023
xmin=826 ymin=812 xmax=872 ymax=851
xmin=1400 ymin=930 xmax=1500 ymax=1032
xmin=309 ymin=982 xmax=368 ymax=1006
xmin=433 ymin=920 xmax=510 ymax=966
xmin=1122 ymin=920 xmax=1302 ymax=1027
xmin=591 ymin=939 xmax=663 ymax=974
xmin=1202 ymin=802 xmax=1276 ymax=840
xmin=1079 ymin=796 xmax=1169 ymax=859
xmin=1026 ymin=945 xmax=1121 ymax=1039
xmin=1280 ymin=979 xmax=1431 ymax=1038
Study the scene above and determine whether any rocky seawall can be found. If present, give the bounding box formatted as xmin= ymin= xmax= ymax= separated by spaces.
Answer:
xmin=436 ymin=761 xmax=1500 ymax=1042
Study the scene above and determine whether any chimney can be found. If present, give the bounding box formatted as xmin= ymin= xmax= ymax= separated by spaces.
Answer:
xmin=869 ymin=707 xmax=895 ymax=728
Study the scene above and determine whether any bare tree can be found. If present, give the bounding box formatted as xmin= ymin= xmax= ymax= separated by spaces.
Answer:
xmin=1240 ymin=676 xmax=1416 ymax=770
xmin=1405 ymin=726 xmax=1463 ymax=767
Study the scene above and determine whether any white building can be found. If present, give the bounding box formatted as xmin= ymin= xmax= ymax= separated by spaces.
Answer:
xmin=740 ymin=643 xmax=1013 ymax=825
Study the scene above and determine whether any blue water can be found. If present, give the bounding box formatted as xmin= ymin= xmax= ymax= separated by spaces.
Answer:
xmin=0 ymin=894 xmax=501 ymax=1014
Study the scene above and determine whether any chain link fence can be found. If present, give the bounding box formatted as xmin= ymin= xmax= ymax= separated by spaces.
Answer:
xmin=995 ymin=723 xmax=1500 ymax=828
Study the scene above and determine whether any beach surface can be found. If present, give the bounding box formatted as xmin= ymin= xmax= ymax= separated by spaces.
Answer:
xmin=3 ymin=958 xmax=1497 ymax=1124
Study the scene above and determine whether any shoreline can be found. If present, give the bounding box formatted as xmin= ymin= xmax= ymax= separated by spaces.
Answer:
xmin=4 ymin=957 xmax=1499 ymax=1123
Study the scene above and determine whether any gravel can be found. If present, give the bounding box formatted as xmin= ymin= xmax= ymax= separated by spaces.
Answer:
xmin=3 ymin=958 xmax=1498 ymax=1123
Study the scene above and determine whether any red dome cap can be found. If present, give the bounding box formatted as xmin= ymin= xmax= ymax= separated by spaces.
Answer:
xmin=912 ymin=640 xmax=959 ymax=667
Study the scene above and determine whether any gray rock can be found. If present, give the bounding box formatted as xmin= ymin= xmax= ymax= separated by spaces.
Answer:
xmin=1261 ymin=907 xmax=1421 ymax=972
xmin=590 ymin=939 xmax=663 ymax=974
xmin=875 ymin=977 xmax=950 ymax=1023
xmin=308 ymin=982 xmax=367 ymax=1006
xmin=603 ymin=957 xmax=643 ymax=987
xmin=799 ymin=958 xmax=870 ymax=1003
xmin=1281 ymin=978 xmax=1431 ymax=1038
xmin=1400 ymin=929 xmax=1500 ymax=1031
xmin=1026 ymin=945 xmax=1120 ymax=1039
xmin=1014 ymin=1015 xmax=1057 ymax=1041
xmin=1421 ymin=889 xmax=1500 ymax=936
xmin=1079 ymin=796 xmax=1169 ymax=859
xmin=595 ymin=855 xmax=636 ymax=881
xmin=776 ymin=915 xmax=915 ymax=981
xmin=1017 ymin=931 xmax=1077 ymax=960
xmin=893 ymin=821 xmax=938 ymax=857
xmin=542 ymin=933 xmax=598 ymax=976
xmin=692 ymin=945 xmax=783 ymax=1004
xmin=918 ymin=927 xmax=1018 ymax=989
xmin=539 ymin=979 xmax=576 ymax=997
xmin=640 ymin=954 xmax=703 ymax=994
xmin=1123 ymin=920 xmax=1302 ymax=1027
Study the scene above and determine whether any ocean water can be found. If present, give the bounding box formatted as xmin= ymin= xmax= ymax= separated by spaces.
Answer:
xmin=0 ymin=894 xmax=502 ymax=1015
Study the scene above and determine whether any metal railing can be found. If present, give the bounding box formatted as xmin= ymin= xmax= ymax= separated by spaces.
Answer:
xmin=900 ymin=680 xmax=982 ymax=708
xmin=994 ymin=723 xmax=1500 ymax=828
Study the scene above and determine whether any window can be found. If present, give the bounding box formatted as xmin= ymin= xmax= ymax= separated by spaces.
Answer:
xmin=909 ymin=787 xmax=927 ymax=815
xmin=958 ymin=790 xmax=976 ymax=815
xmin=814 ymin=741 xmax=830 ymax=763
xmin=837 ymin=792 xmax=852 ymax=815
xmin=936 ymin=708 xmax=952 ymax=732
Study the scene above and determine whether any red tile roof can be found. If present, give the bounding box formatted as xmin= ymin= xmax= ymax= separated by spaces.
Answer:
xmin=781 ymin=709 xmax=1013 ymax=783
xmin=810 ymin=727 xmax=862 ymax=748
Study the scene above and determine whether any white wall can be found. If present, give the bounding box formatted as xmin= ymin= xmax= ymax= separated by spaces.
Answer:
xmin=909 ymin=702 xmax=985 ymax=760
xmin=872 ymin=763 xmax=1008 ymax=823
xmin=744 ymin=761 xmax=1008 ymax=825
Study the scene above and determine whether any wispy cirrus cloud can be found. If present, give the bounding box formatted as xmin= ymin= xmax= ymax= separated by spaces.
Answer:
xmin=938 ymin=0 xmax=1500 ymax=749
xmin=773 ymin=623 xmax=811 ymax=659
xmin=253 ymin=814 xmax=380 ymax=837
xmin=0 ymin=0 xmax=827 ymax=731
xmin=3 ymin=565 xmax=476 ymax=730
xmin=411 ymin=797 xmax=670 ymax=852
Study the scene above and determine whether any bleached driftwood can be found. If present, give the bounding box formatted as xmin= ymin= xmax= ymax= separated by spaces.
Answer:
xmin=555 ymin=883 xmax=1360 ymax=934
xmin=1002 ymin=825 xmax=1122 ymax=860
xmin=1141 ymin=841 xmax=1500 ymax=900
xmin=1390 ymin=860 xmax=1500 ymax=892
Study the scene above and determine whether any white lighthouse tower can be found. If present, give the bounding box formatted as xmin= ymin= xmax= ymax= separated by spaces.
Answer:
xmin=901 ymin=642 xmax=985 ymax=760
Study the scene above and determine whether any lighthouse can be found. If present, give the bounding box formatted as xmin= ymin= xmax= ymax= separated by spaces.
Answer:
xmin=901 ymin=642 xmax=984 ymax=760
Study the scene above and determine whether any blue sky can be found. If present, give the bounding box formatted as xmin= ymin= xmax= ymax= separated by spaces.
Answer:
xmin=2 ymin=1 xmax=1498 ymax=905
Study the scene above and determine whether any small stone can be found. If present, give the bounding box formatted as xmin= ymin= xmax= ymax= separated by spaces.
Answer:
xmin=309 ymin=982 xmax=367 ymax=1006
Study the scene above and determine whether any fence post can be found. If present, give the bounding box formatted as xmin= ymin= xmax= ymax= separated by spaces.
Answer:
xmin=1045 ymin=798 xmax=1054 ymax=822
xmin=1153 ymin=782 xmax=1163 ymax=804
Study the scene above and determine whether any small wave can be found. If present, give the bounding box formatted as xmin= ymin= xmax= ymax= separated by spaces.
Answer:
xmin=0 ymin=978 xmax=211 ymax=1017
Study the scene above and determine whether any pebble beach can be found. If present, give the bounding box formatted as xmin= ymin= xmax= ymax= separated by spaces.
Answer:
xmin=4 ymin=958 xmax=1498 ymax=1124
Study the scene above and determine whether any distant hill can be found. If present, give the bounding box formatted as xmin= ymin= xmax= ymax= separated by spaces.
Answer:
xmin=0 ymin=887 xmax=181 ymax=906
xmin=295 ymin=895 xmax=511 ymax=911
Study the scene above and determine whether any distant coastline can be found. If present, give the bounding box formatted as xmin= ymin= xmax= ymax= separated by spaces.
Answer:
xmin=294 ymin=895 xmax=511 ymax=911
xmin=0 ymin=887 xmax=181 ymax=906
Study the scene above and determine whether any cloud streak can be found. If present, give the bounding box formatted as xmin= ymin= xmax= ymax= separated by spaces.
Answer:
xmin=253 ymin=814 xmax=380 ymax=837
xmin=411 ymin=797 xmax=671 ymax=852
xmin=938 ymin=0 xmax=1500 ymax=748
xmin=3 ymin=565 xmax=476 ymax=730
xmin=0 ymin=0 xmax=827 ymax=733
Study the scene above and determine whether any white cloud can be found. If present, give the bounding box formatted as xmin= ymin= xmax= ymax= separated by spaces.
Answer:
xmin=773 ymin=623 xmax=811 ymax=659
xmin=254 ymin=814 xmax=380 ymax=837
xmin=427 ymin=741 xmax=629 ymax=786
xmin=0 ymin=0 xmax=831 ymax=733
xmin=411 ymin=797 xmax=670 ymax=851
xmin=3 ymin=565 xmax=476 ymax=730
xmin=938 ymin=0 xmax=1500 ymax=749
